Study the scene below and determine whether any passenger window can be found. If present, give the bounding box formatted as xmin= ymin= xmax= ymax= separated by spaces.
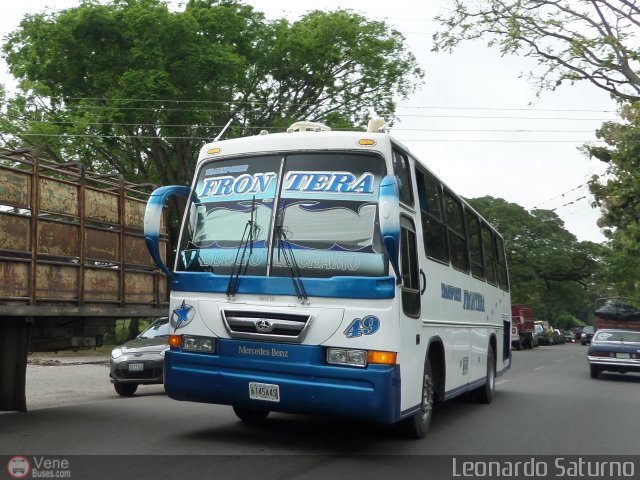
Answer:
xmin=400 ymin=216 xmax=420 ymax=318
xmin=444 ymin=190 xmax=469 ymax=273
xmin=392 ymin=150 xmax=414 ymax=207
xmin=495 ymin=236 xmax=509 ymax=291
xmin=482 ymin=224 xmax=497 ymax=286
xmin=465 ymin=209 xmax=485 ymax=280
xmin=416 ymin=169 xmax=449 ymax=264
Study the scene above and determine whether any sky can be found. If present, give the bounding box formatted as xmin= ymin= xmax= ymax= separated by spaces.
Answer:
xmin=0 ymin=0 xmax=621 ymax=243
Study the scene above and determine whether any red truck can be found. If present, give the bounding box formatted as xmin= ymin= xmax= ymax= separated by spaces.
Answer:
xmin=511 ymin=304 xmax=536 ymax=350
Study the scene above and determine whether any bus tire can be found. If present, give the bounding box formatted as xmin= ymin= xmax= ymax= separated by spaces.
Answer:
xmin=396 ymin=358 xmax=434 ymax=439
xmin=233 ymin=406 xmax=270 ymax=423
xmin=474 ymin=347 xmax=495 ymax=404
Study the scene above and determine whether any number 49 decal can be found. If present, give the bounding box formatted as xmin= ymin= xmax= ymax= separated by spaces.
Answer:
xmin=343 ymin=315 xmax=380 ymax=338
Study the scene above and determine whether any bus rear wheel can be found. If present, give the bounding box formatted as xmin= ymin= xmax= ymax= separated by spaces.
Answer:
xmin=474 ymin=347 xmax=495 ymax=404
xmin=396 ymin=358 xmax=434 ymax=439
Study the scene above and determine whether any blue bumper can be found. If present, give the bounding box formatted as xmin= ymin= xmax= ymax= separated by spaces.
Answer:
xmin=164 ymin=339 xmax=402 ymax=424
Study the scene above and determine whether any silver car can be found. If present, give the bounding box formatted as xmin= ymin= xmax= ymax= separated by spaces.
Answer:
xmin=109 ymin=317 xmax=169 ymax=396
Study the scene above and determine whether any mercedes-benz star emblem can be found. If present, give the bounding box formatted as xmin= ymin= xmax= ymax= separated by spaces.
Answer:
xmin=255 ymin=319 xmax=274 ymax=333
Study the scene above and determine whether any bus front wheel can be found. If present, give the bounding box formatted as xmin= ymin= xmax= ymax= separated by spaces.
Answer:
xmin=396 ymin=358 xmax=434 ymax=439
xmin=233 ymin=406 xmax=270 ymax=423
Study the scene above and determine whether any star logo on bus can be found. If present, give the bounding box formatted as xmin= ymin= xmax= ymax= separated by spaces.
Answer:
xmin=171 ymin=300 xmax=195 ymax=329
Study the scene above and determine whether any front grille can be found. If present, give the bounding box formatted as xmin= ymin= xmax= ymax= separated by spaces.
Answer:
xmin=222 ymin=310 xmax=313 ymax=343
xmin=116 ymin=361 xmax=162 ymax=379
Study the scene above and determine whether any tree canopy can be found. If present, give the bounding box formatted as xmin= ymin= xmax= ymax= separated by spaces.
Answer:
xmin=467 ymin=196 xmax=604 ymax=323
xmin=433 ymin=0 xmax=640 ymax=102
xmin=1 ymin=0 xmax=423 ymax=187
xmin=585 ymin=102 xmax=640 ymax=296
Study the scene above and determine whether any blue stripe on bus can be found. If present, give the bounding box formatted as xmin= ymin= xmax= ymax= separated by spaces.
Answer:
xmin=164 ymin=339 xmax=402 ymax=424
xmin=171 ymin=272 xmax=396 ymax=299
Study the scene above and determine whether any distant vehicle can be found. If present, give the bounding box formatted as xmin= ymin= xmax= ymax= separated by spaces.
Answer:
xmin=563 ymin=330 xmax=576 ymax=343
xmin=511 ymin=304 xmax=536 ymax=350
xmin=587 ymin=329 xmax=640 ymax=378
xmin=109 ymin=317 xmax=169 ymax=396
xmin=581 ymin=326 xmax=595 ymax=345
xmin=553 ymin=329 xmax=564 ymax=345
xmin=534 ymin=323 xmax=545 ymax=346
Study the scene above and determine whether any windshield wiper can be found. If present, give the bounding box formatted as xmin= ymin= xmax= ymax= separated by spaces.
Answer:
xmin=274 ymin=205 xmax=309 ymax=304
xmin=226 ymin=197 xmax=257 ymax=300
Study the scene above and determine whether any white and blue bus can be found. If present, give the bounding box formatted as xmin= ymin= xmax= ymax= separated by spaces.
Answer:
xmin=144 ymin=120 xmax=512 ymax=438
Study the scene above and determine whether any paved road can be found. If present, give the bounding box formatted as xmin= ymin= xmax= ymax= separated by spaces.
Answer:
xmin=1 ymin=344 xmax=639 ymax=479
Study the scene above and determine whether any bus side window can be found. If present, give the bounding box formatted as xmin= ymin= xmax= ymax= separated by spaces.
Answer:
xmin=444 ymin=190 xmax=469 ymax=273
xmin=400 ymin=216 xmax=420 ymax=318
xmin=482 ymin=223 xmax=498 ymax=286
xmin=416 ymin=169 xmax=449 ymax=264
xmin=495 ymin=236 xmax=509 ymax=291
xmin=465 ymin=209 xmax=485 ymax=280
xmin=392 ymin=150 xmax=414 ymax=207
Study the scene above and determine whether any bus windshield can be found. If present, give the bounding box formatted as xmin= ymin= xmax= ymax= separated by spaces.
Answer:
xmin=177 ymin=152 xmax=387 ymax=278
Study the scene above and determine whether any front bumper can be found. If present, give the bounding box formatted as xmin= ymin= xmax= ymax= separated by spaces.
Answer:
xmin=110 ymin=355 xmax=164 ymax=384
xmin=164 ymin=339 xmax=402 ymax=424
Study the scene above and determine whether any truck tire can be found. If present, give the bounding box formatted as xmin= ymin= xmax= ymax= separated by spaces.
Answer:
xmin=396 ymin=357 xmax=434 ymax=439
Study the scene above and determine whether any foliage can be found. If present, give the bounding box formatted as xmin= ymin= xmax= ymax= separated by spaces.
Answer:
xmin=467 ymin=196 xmax=605 ymax=322
xmin=584 ymin=102 xmax=640 ymax=296
xmin=1 ymin=0 xmax=423 ymax=188
xmin=433 ymin=0 xmax=640 ymax=102
xmin=554 ymin=313 xmax=586 ymax=329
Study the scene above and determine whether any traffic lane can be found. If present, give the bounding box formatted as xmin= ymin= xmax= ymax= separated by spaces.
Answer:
xmin=487 ymin=343 xmax=640 ymax=454
xmin=25 ymin=363 xmax=114 ymax=411
xmin=2 ymin=343 xmax=639 ymax=456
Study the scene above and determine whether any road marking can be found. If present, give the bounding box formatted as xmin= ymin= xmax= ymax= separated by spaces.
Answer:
xmin=533 ymin=365 xmax=545 ymax=371
xmin=496 ymin=380 xmax=508 ymax=385
xmin=554 ymin=359 xmax=564 ymax=363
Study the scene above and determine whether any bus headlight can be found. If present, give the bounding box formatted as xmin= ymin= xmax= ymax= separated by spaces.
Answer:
xmin=327 ymin=348 xmax=367 ymax=367
xmin=169 ymin=334 xmax=216 ymax=353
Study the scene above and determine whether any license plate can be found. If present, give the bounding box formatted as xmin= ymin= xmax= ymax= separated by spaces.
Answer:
xmin=616 ymin=353 xmax=631 ymax=359
xmin=128 ymin=362 xmax=144 ymax=372
xmin=249 ymin=382 xmax=280 ymax=402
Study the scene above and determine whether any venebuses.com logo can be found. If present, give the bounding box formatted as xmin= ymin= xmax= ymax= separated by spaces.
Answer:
xmin=6 ymin=456 xmax=72 ymax=478
xmin=6 ymin=456 xmax=30 ymax=479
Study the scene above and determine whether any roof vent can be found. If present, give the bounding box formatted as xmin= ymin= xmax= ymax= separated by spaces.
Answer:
xmin=287 ymin=121 xmax=331 ymax=133
xmin=367 ymin=118 xmax=389 ymax=132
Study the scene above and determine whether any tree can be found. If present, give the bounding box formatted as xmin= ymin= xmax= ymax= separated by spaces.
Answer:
xmin=467 ymin=196 xmax=604 ymax=322
xmin=585 ymin=102 xmax=640 ymax=296
xmin=432 ymin=0 xmax=640 ymax=102
xmin=1 ymin=0 xmax=423 ymax=188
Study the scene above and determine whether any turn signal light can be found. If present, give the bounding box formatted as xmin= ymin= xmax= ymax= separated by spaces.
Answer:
xmin=169 ymin=335 xmax=182 ymax=348
xmin=368 ymin=350 xmax=397 ymax=365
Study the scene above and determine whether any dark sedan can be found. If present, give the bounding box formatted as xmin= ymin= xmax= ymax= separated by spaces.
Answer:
xmin=587 ymin=329 xmax=640 ymax=379
xmin=581 ymin=325 xmax=595 ymax=345
xmin=109 ymin=317 xmax=169 ymax=396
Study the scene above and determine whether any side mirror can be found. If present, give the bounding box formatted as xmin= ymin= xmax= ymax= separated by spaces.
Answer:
xmin=378 ymin=175 xmax=401 ymax=284
xmin=144 ymin=185 xmax=191 ymax=275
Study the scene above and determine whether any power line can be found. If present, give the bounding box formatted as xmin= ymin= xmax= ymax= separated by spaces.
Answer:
xmin=532 ymin=184 xmax=588 ymax=209
xmin=54 ymin=96 xmax=620 ymax=117
xmin=10 ymin=132 xmax=609 ymax=143
xmin=1 ymin=117 xmax=603 ymax=133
